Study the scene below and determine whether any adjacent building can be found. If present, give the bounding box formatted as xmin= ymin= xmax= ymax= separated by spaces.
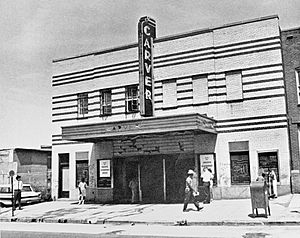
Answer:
xmin=0 ymin=148 xmax=51 ymax=194
xmin=282 ymin=27 xmax=300 ymax=193
xmin=51 ymin=15 xmax=291 ymax=203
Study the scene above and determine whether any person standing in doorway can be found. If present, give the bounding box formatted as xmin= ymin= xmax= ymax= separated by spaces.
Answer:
xmin=129 ymin=177 xmax=138 ymax=203
xmin=207 ymin=168 xmax=214 ymax=202
xmin=183 ymin=169 xmax=201 ymax=212
xmin=201 ymin=167 xmax=213 ymax=204
xmin=78 ymin=178 xmax=87 ymax=205
xmin=269 ymin=170 xmax=278 ymax=198
xmin=13 ymin=175 xmax=23 ymax=210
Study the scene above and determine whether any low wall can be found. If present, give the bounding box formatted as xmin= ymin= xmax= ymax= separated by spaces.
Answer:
xmin=86 ymin=187 xmax=113 ymax=203
xmin=212 ymin=185 xmax=291 ymax=200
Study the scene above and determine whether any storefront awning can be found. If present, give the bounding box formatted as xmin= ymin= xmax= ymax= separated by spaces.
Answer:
xmin=61 ymin=113 xmax=216 ymax=142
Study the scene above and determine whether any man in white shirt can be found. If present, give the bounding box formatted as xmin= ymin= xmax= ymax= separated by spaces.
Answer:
xmin=201 ymin=167 xmax=213 ymax=204
xmin=183 ymin=169 xmax=201 ymax=212
xmin=13 ymin=175 xmax=23 ymax=210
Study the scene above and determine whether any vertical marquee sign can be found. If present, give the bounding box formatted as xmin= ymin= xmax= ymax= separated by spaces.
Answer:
xmin=138 ymin=16 xmax=156 ymax=116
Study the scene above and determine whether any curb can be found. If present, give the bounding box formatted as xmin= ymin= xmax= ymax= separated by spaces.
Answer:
xmin=103 ymin=220 xmax=300 ymax=226
xmin=2 ymin=217 xmax=300 ymax=226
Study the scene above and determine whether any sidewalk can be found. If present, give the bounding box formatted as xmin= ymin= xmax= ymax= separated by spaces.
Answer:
xmin=0 ymin=194 xmax=300 ymax=226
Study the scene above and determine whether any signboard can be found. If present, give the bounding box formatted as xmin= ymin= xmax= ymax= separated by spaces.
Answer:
xmin=99 ymin=160 xmax=110 ymax=177
xmin=138 ymin=16 xmax=156 ymax=117
xmin=200 ymin=154 xmax=215 ymax=174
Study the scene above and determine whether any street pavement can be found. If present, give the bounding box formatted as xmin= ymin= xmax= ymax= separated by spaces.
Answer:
xmin=0 ymin=194 xmax=300 ymax=226
xmin=1 ymin=223 xmax=300 ymax=238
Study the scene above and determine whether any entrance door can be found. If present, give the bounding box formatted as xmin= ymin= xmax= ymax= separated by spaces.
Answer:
xmin=165 ymin=154 xmax=195 ymax=202
xmin=113 ymin=158 xmax=139 ymax=203
xmin=126 ymin=161 xmax=139 ymax=202
xmin=140 ymin=155 xmax=164 ymax=203
xmin=58 ymin=153 xmax=69 ymax=198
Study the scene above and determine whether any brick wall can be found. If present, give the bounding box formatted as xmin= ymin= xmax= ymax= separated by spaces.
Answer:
xmin=282 ymin=27 xmax=300 ymax=193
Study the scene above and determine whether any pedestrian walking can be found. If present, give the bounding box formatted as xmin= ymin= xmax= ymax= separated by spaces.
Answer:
xmin=78 ymin=178 xmax=87 ymax=205
xmin=201 ymin=167 xmax=213 ymax=204
xmin=128 ymin=177 xmax=138 ymax=203
xmin=13 ymin=175 xmax=23 ymax=210
xmin=183 ymin=169 xmax=201 ymax=212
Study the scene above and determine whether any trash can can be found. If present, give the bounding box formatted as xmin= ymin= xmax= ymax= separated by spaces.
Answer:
xmin=250 ymin=181 xmax=270 ymax=217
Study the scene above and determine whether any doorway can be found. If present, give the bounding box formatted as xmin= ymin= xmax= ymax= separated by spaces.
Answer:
xmin=113 ymin=158 xmax=139 ymax=203
xmin=113 ymin=154 xmax=195 ymax=203
xmin=140 ymin=155 xmax=164 ymax=203
xmin=58 ymin=153 xmax=69 ymax=198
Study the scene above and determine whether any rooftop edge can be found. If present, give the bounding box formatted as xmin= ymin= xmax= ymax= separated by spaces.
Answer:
xmin=53 ymin=14 xmax=279 ymax=63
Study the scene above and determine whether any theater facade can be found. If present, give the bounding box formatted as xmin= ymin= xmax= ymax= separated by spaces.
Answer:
xmin=51 ymin=15 xmax=291 ymax=202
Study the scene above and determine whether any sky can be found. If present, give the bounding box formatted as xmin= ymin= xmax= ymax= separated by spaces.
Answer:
xmin=0 ymin=0 xmax=299 ymax=149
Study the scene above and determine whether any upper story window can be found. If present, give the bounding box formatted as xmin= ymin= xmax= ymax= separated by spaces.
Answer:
xmin=295 ymin=69 xmax=300 ymax=104
xmin=193 ymin=75 xmax=208 ymax=104
xmin=226 ymin=71 xmax=243 ymax=102
xmin=77 ymin=93 xmax=88 ymax=118
xmin=163 ymin=80 xmax=177 ymax=108
xmin=125 ymin=86 xmax=139 ymax=113
xmin=100 ymin=90 xmax=112 ymax=116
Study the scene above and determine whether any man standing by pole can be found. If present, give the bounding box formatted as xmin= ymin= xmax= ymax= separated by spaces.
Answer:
xmin=9 ymin=170 xmax=15 ymax=217
xmin=13 ymin=175 xmax=23 ymax=211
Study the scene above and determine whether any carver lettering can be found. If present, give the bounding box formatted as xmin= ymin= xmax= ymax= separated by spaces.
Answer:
xmin=138 ymin=16 xmax=156 ymax=116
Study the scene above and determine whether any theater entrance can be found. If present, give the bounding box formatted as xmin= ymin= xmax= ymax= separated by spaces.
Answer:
xmin=113 ymin=153 xmax=195 ymax=203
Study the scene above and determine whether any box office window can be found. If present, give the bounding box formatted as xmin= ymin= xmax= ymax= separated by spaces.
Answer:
xmin=77 ymin=93 xmax=88 ymax=117
xmin=163 ymin=80 xmax=177 ymax=108
xmin=97 ymin=159 xmax=112 ymax=188
xmin=125 ymin=86 xmax=139 ymax=113
xmin=229 ymin=141 xmax=250 ymax=185
xmin=258 ymin=152 xmax=279 ymax=182
xmin=75 ymin=152 xmax=89 ymax=186
xmin=100 ymin=89 xmax=112 ymax=115
xmin=226 ymin=71 xmax=243 ymax=101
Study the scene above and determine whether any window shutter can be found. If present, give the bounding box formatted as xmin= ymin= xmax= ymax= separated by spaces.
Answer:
xmin=226 ymin=71 xmax=243 ymax=101
xmin=163 ymin=80 xmax=177 ymax=108
xmin=193 ymin=75 xmax=208 ymax=104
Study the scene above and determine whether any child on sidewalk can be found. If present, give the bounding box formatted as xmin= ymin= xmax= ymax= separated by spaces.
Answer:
xmin=78 ymin=178 xmax=87 ymax=205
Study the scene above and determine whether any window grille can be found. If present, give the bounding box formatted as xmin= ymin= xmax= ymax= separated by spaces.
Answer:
xmin=126 ymin=86 xmax=139 ymax=113
xmin=77 ymin=93 xmax=88 ymax=117
xmin=100 ymin=90 xmax=112 ymax=115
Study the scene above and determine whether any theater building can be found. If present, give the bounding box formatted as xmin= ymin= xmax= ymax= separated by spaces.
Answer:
xmin=51 ymin=15 xmax=290 ymax=202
